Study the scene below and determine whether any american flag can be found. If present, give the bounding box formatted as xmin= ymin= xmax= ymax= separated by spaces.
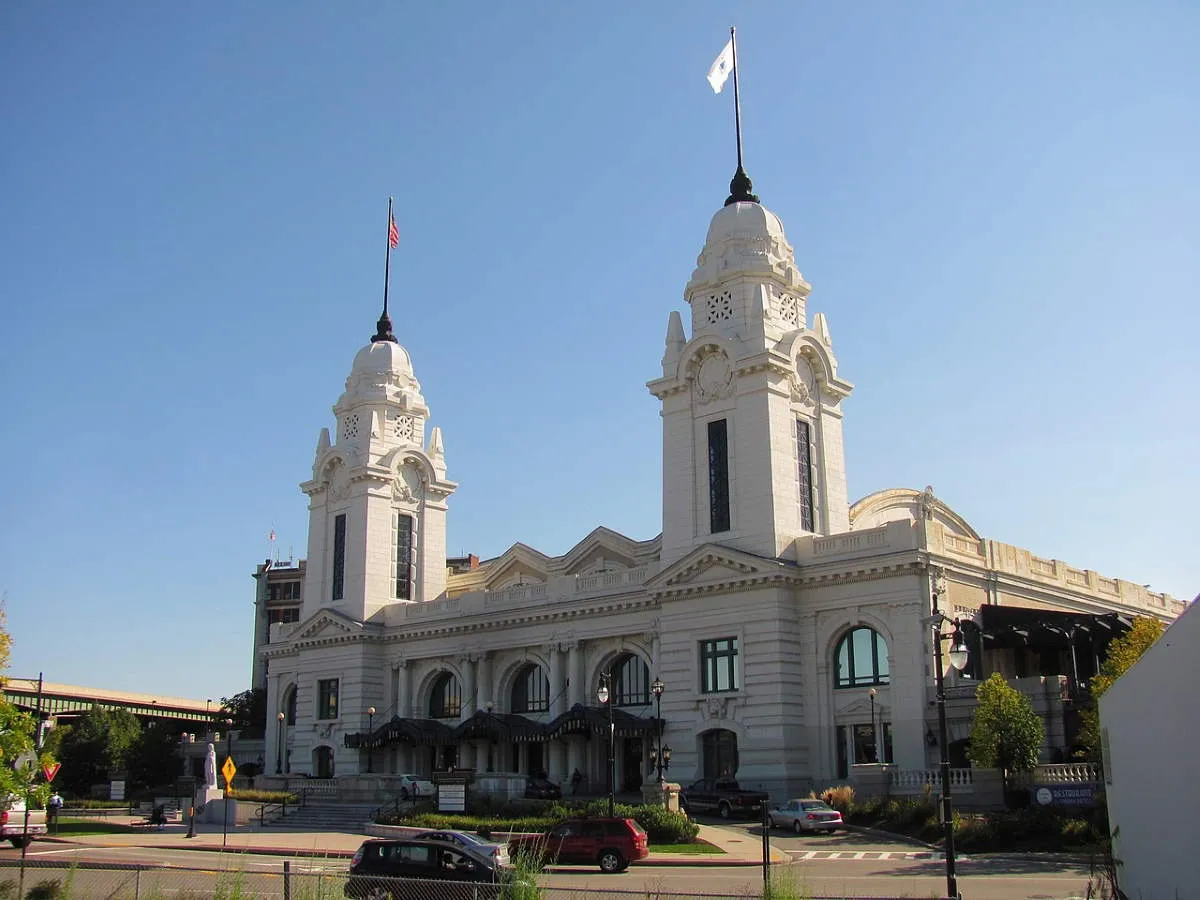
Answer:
xmin=388 ymin=213 xmax=399 ymax=249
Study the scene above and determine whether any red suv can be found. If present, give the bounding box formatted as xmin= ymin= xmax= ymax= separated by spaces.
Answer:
xmin=507 ymin=817 xmax=648 ymax=873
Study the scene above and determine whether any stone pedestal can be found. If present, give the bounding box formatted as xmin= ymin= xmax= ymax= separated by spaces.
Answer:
xmin=192 ymin=787 xmax=224 ymax=821
xmin=640 ymin=781 xmax=682 ymax=813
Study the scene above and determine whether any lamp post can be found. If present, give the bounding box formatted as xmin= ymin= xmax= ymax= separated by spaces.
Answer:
xmin=868 ymin=687 xmax=878 ymax=763
xmin=930 ymin=571 xmax=970 ymax=900
xmin=276 ymin=712 xmax=285 ymax=774
xmin=366 ymin=706 xmax=376 ymax=773
xmin=222 ymin=717 xmax=234 ymax=850
xmin=597 ymin=672 xmax=615 ymax=816
xmin=650 ymin=678 xmax=666 ymax=784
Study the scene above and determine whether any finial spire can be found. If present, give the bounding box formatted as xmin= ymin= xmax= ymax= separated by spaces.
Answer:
xmin=372 ymin=197 xmax=399 ymax=344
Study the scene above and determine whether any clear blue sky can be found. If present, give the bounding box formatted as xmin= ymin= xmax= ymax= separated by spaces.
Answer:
xmin=2 ymin=3 xmax=1196 ymax=702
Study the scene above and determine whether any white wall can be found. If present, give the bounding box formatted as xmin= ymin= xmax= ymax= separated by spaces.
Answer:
xmin=1100 ymin=602 xmax=1199 ymax=900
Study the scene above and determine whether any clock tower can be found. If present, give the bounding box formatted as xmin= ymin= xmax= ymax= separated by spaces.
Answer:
xmin=299 ymin=310 xmax=457 ymax=622
xmin=648 ymin=183 xmax=853 ymax=566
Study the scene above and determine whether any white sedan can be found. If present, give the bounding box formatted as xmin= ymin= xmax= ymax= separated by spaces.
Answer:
xmin=396 ymin=774 xmax=436 ymax=800
xmin=768 ymin=799 xmax=844 ymax=834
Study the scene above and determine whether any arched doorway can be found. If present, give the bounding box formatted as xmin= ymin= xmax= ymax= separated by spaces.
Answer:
xmin=701 ymin=729 xmax=738 ymax=779
xmin=313 ymin=746 xmax=335 ymax=779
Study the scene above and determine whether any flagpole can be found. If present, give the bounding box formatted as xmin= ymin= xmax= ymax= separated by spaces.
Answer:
xmin=731 ymin=26 xmax=743 ymax=173
xmin=373 ymin=198 xmax=397 ymax=343
xmin=383 ymin=196 xmax=394 ymax=318
xmin=724 ymin=26 xmax=759 ymax=206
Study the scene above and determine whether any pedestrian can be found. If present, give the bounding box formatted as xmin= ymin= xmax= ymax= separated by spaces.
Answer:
xmin=47 ymin=791 xmax=63 ymax=832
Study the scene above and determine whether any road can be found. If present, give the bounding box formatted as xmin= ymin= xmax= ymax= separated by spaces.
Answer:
xmin=6 ymin=836 xmax=1104 ymax=899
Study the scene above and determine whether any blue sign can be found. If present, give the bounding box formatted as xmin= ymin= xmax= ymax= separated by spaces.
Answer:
xmin=1034 ymin=783 xmax=1096 ymax=807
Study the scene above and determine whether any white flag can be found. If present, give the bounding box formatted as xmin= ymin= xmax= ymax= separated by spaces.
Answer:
xmin=707 ymin=39 xmax=734 ymax=93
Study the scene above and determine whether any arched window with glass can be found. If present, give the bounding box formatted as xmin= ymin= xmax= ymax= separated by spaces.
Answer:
xmin=612 ymin=652 xmax=650 ymax=707
xmin=511 ymin=663 xmax=550 ymax=713
xmin=834 ymin=627 xmax=890 ymax=688
xmin=429 ymin=672 xmax=462 ymax=718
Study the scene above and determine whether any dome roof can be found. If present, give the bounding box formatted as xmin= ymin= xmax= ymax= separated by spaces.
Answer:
xmin=351 ymin=340 xmax=413 ymax=379
xmin=703 ymin=201 xmax=787 ymax=246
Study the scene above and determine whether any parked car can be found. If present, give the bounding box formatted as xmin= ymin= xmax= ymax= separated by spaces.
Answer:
xmin=345 ymin=838 xmax=520 ymax=899
xmin=395 ymin=774 xmax=436 ymax=801
xmin=523 ymin=776 xmax=562 ymax=800
xmin=680 ymin=778 xmax=770 ymax=819
xmin=0 ymin=796 xmax=46 ymax=849
xmin=412 ymin=829 xmax=510 ymax=868
xmin=768 ymin=799 xmax=843 ymax=834
xmin=507 ymin=816 xmax=649 ymax=873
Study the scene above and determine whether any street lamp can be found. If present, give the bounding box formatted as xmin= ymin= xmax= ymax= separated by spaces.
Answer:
xmin=222 ymin=717 xmax=234 ymax=850
xmin=366 ymin=706 xmax=376 ymax=774
xmin=868 ymin=687 xmax=878 ymax=763
xmin=276 ymin=712 xmax=285 ymax=774
xmin=596 ymin=672 xmax=616 ymax=816
xmin=929 ymin=571 xmax=969 ymax=900
xmin=650 ymin=678 xmax=666 ymax=784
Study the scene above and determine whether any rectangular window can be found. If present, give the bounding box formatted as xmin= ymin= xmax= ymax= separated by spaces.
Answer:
xmin=317 ymin=678 xmax=339 ymax=719
xmin=797 ymin=419 xmax=814 ymax=532
xmin=700 ymin=637 xmax=739 ymax=693
xmin=396 ymin=513 xmax=414 ymax=600
xmin=331 ymin=514 xmax=346 ymax=601
xmin=708 ymin=419 xmax=730 ymax=533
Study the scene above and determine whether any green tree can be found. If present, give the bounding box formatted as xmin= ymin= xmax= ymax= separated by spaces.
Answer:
xmin=1076 ymin=616 xmax=1166 ymax=759
xmin=55 ymin=707 xmax=141 ymax=796
xmin=967 ymin=673 xmax=1044 ymax=783
xmin=220 ymin=688 xmax=266 ymax=736
xmin=0 ymin=603 xmax=55 ymax=806
xmin=127 ymin=722 xmax=185 ymax=791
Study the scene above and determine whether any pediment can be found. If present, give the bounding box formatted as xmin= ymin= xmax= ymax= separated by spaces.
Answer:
xmin=294 ymin=609 xmax=362 ymax=641
xmin=835 ymin=694 xmax=889 ymax=716
xmin=648 ymin=543 xmax=796 ymax=597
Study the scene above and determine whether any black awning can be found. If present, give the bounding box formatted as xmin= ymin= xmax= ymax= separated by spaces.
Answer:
xmin=544 ymin=703 xmax=662 ymax=741
xmin=451 ymin=710 xmax=546 ymax=743
xmin=345 ymin=715 xmax=456 ymax=749
xmin=974 ymin=605 xmax=1132 ymax=650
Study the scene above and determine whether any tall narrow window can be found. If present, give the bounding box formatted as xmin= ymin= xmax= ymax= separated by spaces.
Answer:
xmin=331 ymin=514 xmax=346 ymax=601
xmin=708 ymin=419 xmax=730 ymax=533
xmin=317 ymin=678 xmax=339 ymax=719
xmin=396 ymin=513 xmax=413 ymax=600
xmin=797 ymin=419 xmax=814 ymax=532
xmin=700 ymin=637 xmax=739 ymax=693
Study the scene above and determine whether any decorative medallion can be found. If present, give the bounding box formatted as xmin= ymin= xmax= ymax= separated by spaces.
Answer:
xmin=695 ymin=353 xmax=734 ymax=405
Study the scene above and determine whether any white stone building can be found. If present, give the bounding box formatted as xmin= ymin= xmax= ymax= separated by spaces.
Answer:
xmin=257 ymin=172 xmax=1184 ymax=798
xmin=1100 ymin=601 xmax=1198 ymax=899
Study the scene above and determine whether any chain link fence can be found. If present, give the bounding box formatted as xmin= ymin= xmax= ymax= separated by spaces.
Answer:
xmin=0 ymin=860 xmax=952 ymax=900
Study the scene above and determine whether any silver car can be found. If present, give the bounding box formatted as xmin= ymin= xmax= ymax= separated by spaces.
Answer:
xmin=768 ymin=799 xmax=844 ymax=834
xmin=412 ymin=829 xmax=511 ymax=868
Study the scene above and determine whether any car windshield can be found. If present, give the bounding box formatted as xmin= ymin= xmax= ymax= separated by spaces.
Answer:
xmin=801 ymin=801 xmax=833 ymax=811
xmin=418 ymin=831 xmax=487 ymax=846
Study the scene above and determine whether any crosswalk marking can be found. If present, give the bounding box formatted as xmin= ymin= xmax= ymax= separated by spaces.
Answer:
xmin=789 ymin=849 xmax=942 ymax=862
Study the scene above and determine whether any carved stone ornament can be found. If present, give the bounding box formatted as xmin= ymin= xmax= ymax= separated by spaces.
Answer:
xmin=788 ymin=373 xmax=811 ymax=405
xmin=392 ymin=480 xmax=413 ymax=503
xmin=694 ymin=353 xmax=734 ymax=405
xmin=920 ymin=485 xmax=937 ymax=520
xmin=705 ymin=697 xmax=730 ymax=719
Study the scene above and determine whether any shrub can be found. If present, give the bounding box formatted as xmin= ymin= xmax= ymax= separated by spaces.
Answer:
xmin=632 ymin=804 xmax=699 ymax=843
xmin=818 ymin=785 xmax=855 ymax=813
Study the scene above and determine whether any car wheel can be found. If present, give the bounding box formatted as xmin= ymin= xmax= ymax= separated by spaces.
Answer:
xmin=718 ymin=802 xmax=732 ymax=819
xmin=363 ymin=887 xmax=391 ymax=900
xmin=598 ymin=849 xmax=625 ymax=873
xmin=9 ymin=837 xmax=31 ymax=849
xmin=793 ymin=819 xmax=803 ymax=835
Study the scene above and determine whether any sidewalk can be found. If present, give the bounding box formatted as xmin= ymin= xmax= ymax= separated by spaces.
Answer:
xmin=45 ymin=815 xmax=788 ymax=867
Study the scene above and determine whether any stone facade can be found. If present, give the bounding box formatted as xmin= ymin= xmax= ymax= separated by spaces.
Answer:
xmin=256 ymin=193 xmax=1185 ymax=801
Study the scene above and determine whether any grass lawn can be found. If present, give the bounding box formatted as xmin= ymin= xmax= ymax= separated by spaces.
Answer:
xmin=651 ymin=839 xmax=724 ymax=855
xmin=50 ymin=819 xmax=147 ymax=837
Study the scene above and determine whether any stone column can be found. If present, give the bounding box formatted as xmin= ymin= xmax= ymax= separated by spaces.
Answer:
xmin=395 ymin=660 xmax=411 ymax=718
xmin=566 ymin=641 xmax=582 ymax=707
xmin=477 ymin=652 xmax=493 ymax=712
xmin=548 ymin=644 xmax=565 ymax=717
xmin=462 ymin=656 xmax=478 ymax=715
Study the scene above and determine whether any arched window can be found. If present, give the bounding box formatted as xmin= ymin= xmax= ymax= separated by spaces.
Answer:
xmin=511 ymin=663 xmax=549 ymax=713
xmin=612 ymin=653 xmax=650 ymax=707
xmin=701 ymin=729 xmax=739 ymax=780
xmin=429 ymin=672 xmax=462 ymax=719
xmin=834 ymin=627 xmax=890 ymax=688
xmin=284 ymin=686 xmax=297 ymax=725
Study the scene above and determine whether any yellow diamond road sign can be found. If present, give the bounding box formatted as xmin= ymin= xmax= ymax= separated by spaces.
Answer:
xmin=222 ymin=757 xmax=237 ymax=789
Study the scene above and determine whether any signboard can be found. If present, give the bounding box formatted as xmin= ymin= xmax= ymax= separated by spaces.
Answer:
xmin=438 ymin=784 xmax=466 ymax=813
xmin=42 ymin=763 xmax=61 ymax=783
xmin=110 ymin=780 xmax=126 ymax=801
xmin=222 ymin=757 xmax=237 ymax=790
xmin=1034 ymin=783 xmax=1096 ymax=807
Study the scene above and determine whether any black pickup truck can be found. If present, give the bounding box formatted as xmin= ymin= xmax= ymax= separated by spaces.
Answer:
xmin=681 ymin=778 xmax=770 ymax=819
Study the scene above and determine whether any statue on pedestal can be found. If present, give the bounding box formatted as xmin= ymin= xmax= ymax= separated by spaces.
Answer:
xmin=203 ymin=743 xmax=218 ymax=790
